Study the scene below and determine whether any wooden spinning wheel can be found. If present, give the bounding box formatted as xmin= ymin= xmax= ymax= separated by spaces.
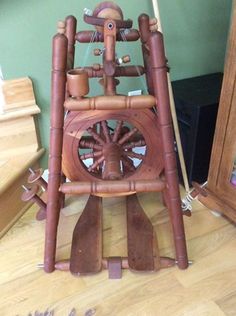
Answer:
xmin=62 ymin=109 xmax=163 ymax=184
xmin=20 ymin=1 xmax=189 ymax=278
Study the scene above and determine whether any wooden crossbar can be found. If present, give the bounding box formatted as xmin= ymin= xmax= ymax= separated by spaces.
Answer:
xmin=64 ymin=95 xmax=156 ymax=111
xmin=60 ymin=179 xmax=165 ymax=195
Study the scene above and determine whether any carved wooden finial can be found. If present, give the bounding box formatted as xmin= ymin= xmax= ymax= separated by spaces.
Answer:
xmin=57 ymin=20 xmax=66 ymax=34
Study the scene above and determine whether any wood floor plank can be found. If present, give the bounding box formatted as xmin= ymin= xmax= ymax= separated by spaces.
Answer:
xmin=216 ymin=290 xmax=236 ymax=316
xmin=0 ymin=190 xmax=235 ymax=315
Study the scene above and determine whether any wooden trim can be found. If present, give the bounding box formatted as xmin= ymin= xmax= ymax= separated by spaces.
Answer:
xmin=198 ymin=188 xmax=236 ymax=223
xmin=208 ymin=3 xmax=236 ymax=188
xmin=0 ymin=148 xmax=45 ymax=195
xmin=0 ymin=105 xmax=40 ymax=122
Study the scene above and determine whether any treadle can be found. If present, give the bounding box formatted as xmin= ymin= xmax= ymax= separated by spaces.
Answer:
xmin=126 ymin=194 xmax=161 ymax=271
xmin=70 ymin=195 xmax=102 ymax=275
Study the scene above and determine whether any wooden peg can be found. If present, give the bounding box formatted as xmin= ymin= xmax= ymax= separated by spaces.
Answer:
xmin=149 ymin=17 xmax=158 ymax=32
xmin=57 ymin=20 xmax=66 ymax=34
xmin=117 ymin=55 xmax=131 ymax=65
xmin=149 ymin=17 xmax=158 ymax=26
xmin=94 ymin=48 xmax=102 ymax=56
xmin=28 ymin=168 xmax=48 ymax=190
xmin=21 ymin=185 xmax=47 ymax=221
xmin=93 ymin=63 xmax=101 ymax=71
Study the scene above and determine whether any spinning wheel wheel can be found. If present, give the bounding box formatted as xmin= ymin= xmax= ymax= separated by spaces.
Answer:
xmin=62 ymin=109 xmax=164 ymax=185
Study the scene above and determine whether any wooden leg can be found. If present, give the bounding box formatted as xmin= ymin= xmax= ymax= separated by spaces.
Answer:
xmin=44 ymin=29 xmax=68 ymax=273
xmin=149 ymin=31 xmax=188 ymax=269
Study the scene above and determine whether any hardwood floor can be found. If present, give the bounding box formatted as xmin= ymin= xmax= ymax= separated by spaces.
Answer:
xmin=0 ymin=191 xmax=236 ymax=316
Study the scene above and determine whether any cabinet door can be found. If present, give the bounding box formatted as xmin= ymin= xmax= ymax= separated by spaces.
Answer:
xmin=216 ymin=83 xmax=236 ymax=210
xmin=207 ymin=3 xmax=236 ymax=210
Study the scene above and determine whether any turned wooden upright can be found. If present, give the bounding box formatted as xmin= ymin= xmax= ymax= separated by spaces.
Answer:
xmin=43 ymin=1 xmax=188 ymax=277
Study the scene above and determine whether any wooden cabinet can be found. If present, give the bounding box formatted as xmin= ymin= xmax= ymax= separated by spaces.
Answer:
xmin=198 ymin=3 xmax=236 ymax=222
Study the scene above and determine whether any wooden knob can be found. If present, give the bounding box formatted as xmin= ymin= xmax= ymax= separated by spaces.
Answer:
xmin=117 ymin=55 xmax=131 ymax=65
xmin=93 ymin=63 xmax=101 ymax=71
xmin=94 ymin=48 xmax=102 ymax=56
xmin=122 ymin=55 xmax=131 ymax=63
xmin=192 ymin=182 xmax=208 ymax=197
xmin=57 ymin=20 xmax=66 ymax=34
xmin=150 ymin=24 xmax=158 ymax=32
xmin=149 ymin=17 xmax=158 ymax=32
xmin=28 ymin=168 xmax=44 ymax=183
xmin=149 ymin=18 xmax=158 ymax=26
xmin=21 ymin=184 xmax=40 ymax=201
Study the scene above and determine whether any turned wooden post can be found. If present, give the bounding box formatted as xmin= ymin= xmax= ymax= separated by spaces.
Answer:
xmin=65 ymin=15 xmax=77 ymax=70
xmin=103 ymin=19 xmax=117 ymax=96
xmin=58 ymin=16 xmax=77 ymax=208
xmin=44 ymin=21 xmax=68 ymax=273
xmin=149 ymin=31 xmax=188 ymax=269
xmin=138 ymin=14 xmax=154 ymax=95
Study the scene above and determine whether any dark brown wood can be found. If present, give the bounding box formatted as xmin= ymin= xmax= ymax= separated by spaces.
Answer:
xmin=55 ymin=256 xmax=175 ymax=271
xmin=93 ymin=1 xmax=124 ymax=22
xmin=67 ymin=69 xmax=89 ymax=97
xmin=70 ymin=195 xmax=102 ymax=275
xmin=126 ymin=194 xmax=161 ymax=271
xmin=62 ymin=109 xmax=163 ymax=182
xmin=149 ymin=31 xmax=188 ymax=269
xmin=82 ymin=65 xmax=145 ymax=78
xmin=44 ymin=27 xmax=68 ymax=273
xmin=21 ymin=185 xmax=47 ymax=221
xmin=41 ymin=3 xmax=189 ymax=278
xmin=83 ymin=14 xmax=132 ymax=30
xmin=138 ymin=14 xmax=154 ymax=95
xmin=75 ymin=29 xmax=140 ymax=43
xmin=65 ymin=15 xmax=77 ymax=70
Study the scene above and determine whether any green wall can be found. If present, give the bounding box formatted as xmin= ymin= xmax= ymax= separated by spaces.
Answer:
xmin=0 ymin=0 xmax=232 ymax=168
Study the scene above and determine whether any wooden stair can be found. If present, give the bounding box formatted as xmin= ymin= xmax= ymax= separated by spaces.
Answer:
xmin=0 ymin=77 xmax=45 ymax=237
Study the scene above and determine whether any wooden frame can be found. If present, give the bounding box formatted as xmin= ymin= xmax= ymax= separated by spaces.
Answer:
xmin=42 ymin=2 xmax=188 ymax=278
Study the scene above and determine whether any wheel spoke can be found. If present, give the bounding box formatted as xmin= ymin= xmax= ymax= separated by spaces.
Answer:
xmin=121 ymin=156 xmax=136 ymax=172
xmin=123 ymin=151 xmax=144 ymax=160
xmin=118 ymin=127 xmax=138 ymax=145
xmin=101 ymin=120 xmax=111 ymax=143
xmin=123 ymin=140 xmax=146 ymax=150
xmin=112 ymin=120 xmax=123 ymax=142
xmin=88 ymin=156 xmax=105 ymax=172
xmin=87 ymin=127 xmax=106 ymax=145
xmin=80 ymin=150 xmax=103 ymax=160
xmin=80 ymin=139 xmax=102 ymax=151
